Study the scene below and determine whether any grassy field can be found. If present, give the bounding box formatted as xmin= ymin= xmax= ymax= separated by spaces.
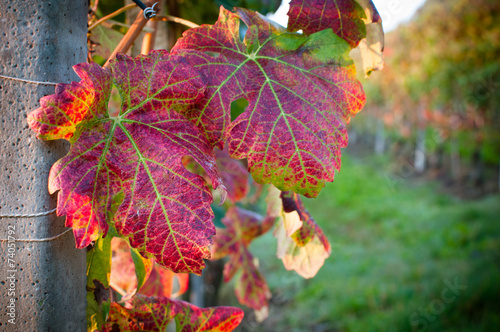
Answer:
xmin=224 ymin=152 xmax=500 ymax=332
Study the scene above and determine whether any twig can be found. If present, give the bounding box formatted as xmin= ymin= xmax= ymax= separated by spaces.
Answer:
xmin=100 ymin=20 xmax=155 ymax=33
xmin=88 ymin=3 xmax=137 ymax=32
xmin=91 ymin=0 xmax=99 ymax=13
xmin=140 ymin=0 xmax=162 ymax=55
xmin=153 ymin=15 xmax=199 ymax=28
xmin=141 ymin=17 xmax=158 ymax=55
xmin=103 ymin=11 xmax=149 ymax=68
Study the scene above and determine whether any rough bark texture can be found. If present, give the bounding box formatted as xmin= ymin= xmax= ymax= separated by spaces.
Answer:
xmin=0 ymin=1 xmax=87 ymax=330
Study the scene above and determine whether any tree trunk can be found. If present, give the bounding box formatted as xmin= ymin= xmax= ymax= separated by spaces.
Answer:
xmin=469 ymin=146 xmax=484 ymax=188
xmin=202 ymin=259 xmax=225 ymax=307
xmin=166 ymin=0 xmax=182 ymax=50
xmin=498 ymin=158 xmax=500 ymax=191
xmin=0 ymin=1 xmax=87 ymax=330
xmin=414 ymin=128 xmax=426 ymax=174
xmin=374 ymin=119 xmax=386 ymax=154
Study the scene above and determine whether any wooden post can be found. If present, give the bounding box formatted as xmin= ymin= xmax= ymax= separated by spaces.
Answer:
xmin=0 ymin=1 xmax=87 ymax=330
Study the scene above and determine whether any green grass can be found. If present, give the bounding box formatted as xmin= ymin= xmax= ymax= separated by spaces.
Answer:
xmin=235 ymin=153 xmax=500 ymax=332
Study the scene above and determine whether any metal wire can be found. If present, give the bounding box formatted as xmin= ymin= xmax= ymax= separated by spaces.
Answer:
xmin=0 ymin=73 xmax=58 ymax=85
xmin=130 ymin=0 xmax=158 ymax=19
xmin=0 ymin=228 xmax=72 ymax=242
xmin=0 ymin=208 xmax=57 ymax=219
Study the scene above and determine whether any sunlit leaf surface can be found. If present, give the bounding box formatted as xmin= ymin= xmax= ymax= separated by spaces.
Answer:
xmin=103 ymin=295 xmax=244 ymax=332
xmin=172 ymin=7 xmax=365 ymax=198
xmin=28 ymin=51 xmax=226 ymax=274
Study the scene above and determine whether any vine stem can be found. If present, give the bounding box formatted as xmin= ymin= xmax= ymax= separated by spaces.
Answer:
xmin=141 ymin=19 xmax=158 ymax=55
xmin=103 ymin=10 xmax=149 ymax=68
xmin=153 ymin=15 xmax=199 ymax=28
xmin=102 ymin=19 xmax=154 ymax=31
xmin=140 ymin=1 xmax=162 ymax=55
xmin=88 ymin=3 xmax=137 ymax=32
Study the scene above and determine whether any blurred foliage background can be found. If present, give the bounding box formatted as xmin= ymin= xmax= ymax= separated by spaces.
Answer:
xmin=356 ymin=0 xmax=500 ymax=198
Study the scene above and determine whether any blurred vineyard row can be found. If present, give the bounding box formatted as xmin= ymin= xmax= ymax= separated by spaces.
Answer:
xmin=352 ymin=0 xmax=500 ymax=198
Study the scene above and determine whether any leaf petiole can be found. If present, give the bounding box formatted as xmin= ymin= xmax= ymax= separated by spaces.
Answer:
xmin=153 ymin=15 xmax=200 ymax=29
xmin=88 ymin=3 xmax=137 ymax=32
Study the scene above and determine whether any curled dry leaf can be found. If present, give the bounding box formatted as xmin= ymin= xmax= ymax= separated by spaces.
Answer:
xmin=267 ymin=186 xmax=331 ymax=279
xmin=351 ymin=0 xmax=385 ymax=76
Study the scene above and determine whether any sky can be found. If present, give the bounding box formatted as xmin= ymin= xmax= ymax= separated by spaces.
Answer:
xmin=268 ymin=0 xmax=428 ymax=32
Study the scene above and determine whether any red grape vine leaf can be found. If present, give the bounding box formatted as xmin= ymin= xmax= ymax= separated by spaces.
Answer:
xmin=110 ymin=245 xmax=189 ymax=299
xmin=102 ymin=295 xmax=244 ymax=332
xmin=173 ymin=273 xmax=190 ymax=298
xmin=27 ymin=50 xmax=227 ymax=274
xmin=215 ymin=148 xmax=249 ymax=203
xmin=211 ymin=207 xmax=273 ymax=316
xmin=267 ymin=187 xmax=331 ymax=278
xmin=287 ymin=0 xmax=367 ymax=48
xmin=179 ymin=147 xmax=249 ymax=203
xmin=287 ymin=0 xmax=385 ymax=76
xmin=172 ymin=7 xmax=366 ymax=198
xmin=140 ymin=263 xmax=190 ymax=298
xmin=27 ymin=62 xmax=112 ymax=141
xmin=110 ymin=238 xmax=154 ymax=298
